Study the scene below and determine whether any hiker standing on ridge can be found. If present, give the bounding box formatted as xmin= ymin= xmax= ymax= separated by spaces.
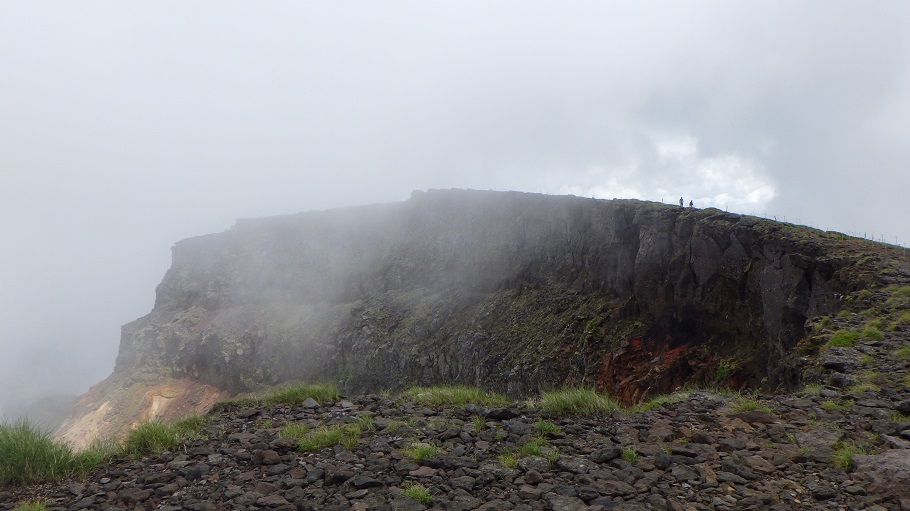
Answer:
xmin=689 ymin=200 xmax=694 ymax=208
xmin=679 ymin=197 xmax=684 ymax=207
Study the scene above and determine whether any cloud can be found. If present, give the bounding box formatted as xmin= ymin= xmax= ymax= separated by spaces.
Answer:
xmin=541 ymin=133 xmax=776 ymax=214
xmin=1 ymin=1 xmax=909 ymax=414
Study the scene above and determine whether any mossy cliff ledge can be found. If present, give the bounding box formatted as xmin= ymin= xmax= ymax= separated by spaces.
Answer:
xmin=59 ymin=190 xmax=905 ymax=445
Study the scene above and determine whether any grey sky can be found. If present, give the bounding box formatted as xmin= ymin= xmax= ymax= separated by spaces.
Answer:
xmin=2 ymin=2 xmax=909 ymax=416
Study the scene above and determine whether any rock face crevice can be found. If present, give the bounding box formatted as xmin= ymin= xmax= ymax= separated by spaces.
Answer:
xmin=61 ymin=189 xmax=886 ymax=444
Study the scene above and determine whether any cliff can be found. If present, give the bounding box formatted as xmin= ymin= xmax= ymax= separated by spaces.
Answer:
xmin=57 ymin=189 xmax=910 ymax=447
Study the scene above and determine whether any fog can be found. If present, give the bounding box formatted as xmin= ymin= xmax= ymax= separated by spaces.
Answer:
xmin=2 ymin=2 xmax=909 ymax=420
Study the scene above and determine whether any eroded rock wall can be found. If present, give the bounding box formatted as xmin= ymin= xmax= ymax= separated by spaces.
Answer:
xmin=60 ymin=190 xmax=885 ymax=445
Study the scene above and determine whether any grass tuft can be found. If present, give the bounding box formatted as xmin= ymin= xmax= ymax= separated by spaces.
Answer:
xmin=518 ymin=437 xmax=548 ymax=457
xmin=402 ymin=481 xmax=432 ymax=505
xmin=860 ymin=327 xmax=884 ymax=342
xmin=621 ymin=446 xmax=639 ymax=464
xmin=628 ymin=391 xmax=691 ymax=412
xmin=122 ymin=419 xmax=195 ymax=458
xmin=714 ymin=358 xmax=738 ymax=381
xmin=731 ymin=396 xmax=773 ymax=414
xmin=297 ymin=424 xmax=361 ymax=451
xmin=827 ymin=330 xmax=860 ymax=347
xmin=12 ymin=500 xmax=48 ymax=511
xmin=499 ymin=452 xmax=519 ymax=468
xmin=539 ymin=388 xmax=619 ymax=416
xmin=402 ymin=385 xmax=508 ymax=407
xmin=534 ymin=419 xmax=560 ymax=436
xmin=821 ymin=399 xmax=854 ymax=412
xmin=832 ymin=441 xmax=870 ymax=471
xmin=0 ymin=420 xmax=109 ymax=487
xmin=280 ymin=422 xmax=311 ymax=440
xmin=848 ymin=382 xmax=880 ymax=393
xmin=801 ymin=383 xmax=824 ymax=396
xmin=501 ymin=436 xmax=561 ymax=466
xmin=402 ymin=441 xmax=441 ymax=462
xmin=262 ymin=383 xmax=340 ymax=407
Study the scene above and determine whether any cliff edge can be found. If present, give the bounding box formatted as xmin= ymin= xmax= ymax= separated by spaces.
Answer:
xmin=57 ymin=189 xmax=910 ymax=447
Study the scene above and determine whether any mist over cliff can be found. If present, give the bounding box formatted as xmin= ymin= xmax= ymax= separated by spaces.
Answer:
xmin=57 ymin=190 xmax=906 ymax=447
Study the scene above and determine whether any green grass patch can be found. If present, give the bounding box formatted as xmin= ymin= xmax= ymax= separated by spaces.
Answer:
xmin=500 ymin=436 xmax=561 ymax=466
xmin=621 ymin=446 xmax=639 ymax=465
xmin=402 ymin=441 xmax=441 ymax=462
xmin=262 ymin=382 xmax=340 ymax=406
xmin=628 ymin=391 xmax=692 ymax=412
xmin=518 ymin=437 xmax=548 ymax=457
xmin=812 ymin=316 xmax=834 ymax=332
xmin=539 ymin=388 xmax=619 ymax=416
xmin=534 ymin=419 xmax=560 ymax=436
xmin=499 ymin=452 xmax=519 ymax=468
xmin=865 ymin=318 xmax=886 ymax=330
xmin=121 ymin=416 xmax=205 ymax=458
xmin=280 ymin=422 xmax=311 ymax=440
xmin=223 ymin=382 xmax=340 ymax=408
xmin=0 ymin=420 xmax=109 ymax=486
xmin=893 ymin=345 xmax=910 ymax=360
xmin=472 ymin=415 xmax=486 ymax=432
xmin=832 ymin=441 xmax=870 ymax=471
xmin=402 ymin=385 xmax=508 ymax=407
xmin=887 ymin=285 xmax=910 ymax=300
xmin=821 ymin=399 xmax=854 ymax=412
xmin=860 ymin=327 xmax=884 ymax=342
xmin=848 ymin=382 xmax=881 ymax=393
xmin=402 ymin=481 xmax=432 ymax=505
xmin=827 ymin=330 xmax=860 ymax=347
xmin=297 ymin=424 xmax=361 ymax=451
xmin=800 ymin=383 xmax=824 ymax=396
xmin=714 ymin=358 xmax=738 ymax=381
xmin=357 ymin=414 xmax=376 ymax=432
xmin=12 ymin=500 xmax=48 ymax=511
xmin=731 ymin=397 xmax=773 ymax=414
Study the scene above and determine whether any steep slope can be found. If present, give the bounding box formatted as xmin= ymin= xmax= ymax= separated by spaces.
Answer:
xmin=57 ymin=189 xmax=910 ymax=447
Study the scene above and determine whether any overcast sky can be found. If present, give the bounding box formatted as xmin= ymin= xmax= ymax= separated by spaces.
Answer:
xmin=2 ymin=2 xmax=909 ymax=417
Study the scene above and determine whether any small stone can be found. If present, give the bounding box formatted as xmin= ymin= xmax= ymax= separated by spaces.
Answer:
xmin=349 ymin=475 xmax=382 ymax=489
xmin=302 ymin=397 xmax=320 ymax=409
xmin=487 ymin=408 xmax=519 ymax=420
xmin=524 ymin=469 xmax=544 ymax=484
xmin=731 ymin=410 xmax=775 ymax=424
xmin=591 ymin=446 xmax=621 ymax=463
xmin=546 ymin=494 xmax=587 ymax=511
xmin=389 ymin=496 xmax=426 ymax=511
xmin=518 ymin=485 xmax=542 ymax=500
xmin=256 ymin=494 xmax=294 ymax=508
xmin=716 ymin=471 xmax=748 ymax=484
xmin=517 ymin=455 xmax=551 ymax=472
xmin=555 ymin=455 xmax=591 ymax=474
xmin=255 ymin=481 xmax=280 ymax=495
xmin=268 ymin=463 xmax=292 ymax=476
xmin=254 ymin=449 xmax=282 ymax=465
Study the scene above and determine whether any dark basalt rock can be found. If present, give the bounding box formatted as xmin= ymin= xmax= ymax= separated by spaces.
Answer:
xmin=59 ymin=189 xmax=910 ymax=445
xmin=114 ymin=191 xmax=873 ymax=394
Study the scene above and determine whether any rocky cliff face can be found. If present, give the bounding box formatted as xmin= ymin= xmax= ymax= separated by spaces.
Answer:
xmin=58 ymin=189 xmax=904 ymax=446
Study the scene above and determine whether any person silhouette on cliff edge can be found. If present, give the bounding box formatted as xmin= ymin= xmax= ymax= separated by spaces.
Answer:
xmin=679 ymin=197 xmax=684 ymax=207
xmin=689 ymin=200 xmax=694 ymax=208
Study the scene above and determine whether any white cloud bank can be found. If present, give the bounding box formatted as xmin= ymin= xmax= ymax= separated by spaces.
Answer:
xmin=548 ymin=134 xmax=776 ymax=214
